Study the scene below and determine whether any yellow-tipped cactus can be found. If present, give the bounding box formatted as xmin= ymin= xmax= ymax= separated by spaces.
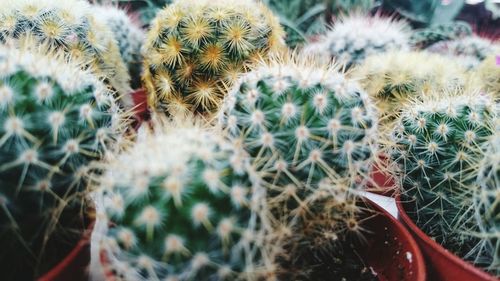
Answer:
xmin=0 ymin=0 xmax=132 ymax=106
xmin=475 ymin=54 xmax=500 ymax=100
xmin=142 ymin=0 xmax=284 ymax=118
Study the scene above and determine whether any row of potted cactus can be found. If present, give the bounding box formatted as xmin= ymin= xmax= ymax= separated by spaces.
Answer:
xmin=0 ymin=0 xmax=497 ymax=280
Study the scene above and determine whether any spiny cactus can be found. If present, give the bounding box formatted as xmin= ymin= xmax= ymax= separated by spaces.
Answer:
xmin=410 ymin=21 xmax=472 ymax=49
xmin=142 ymin=0 xmax=284 ymax=117
xmin=473 ymin=129 xmax=500 ymax=276
xmin=426 ymin=36 xmax=499 ymax=69
xmin=0 ymin=0 xmax=132 ymax=106
xmin=97 ymin=123 xmax=275 ymax=280
xmin=389 ymin=91 xmax=497 ymax=261
xmin=94 ymin=5 xmax=145 ymax=89
xmin=476 ymin=54 xmax=500 ymax=99
xmin=0 ymin=45 xmax=127 ymax=280
xmin=352 ymin=51 xmax=468 ymax=128
xmin=218 ymin=55 xmax=379 ymax=279
xmin=303 ymin=14 xmax=411 ymax=69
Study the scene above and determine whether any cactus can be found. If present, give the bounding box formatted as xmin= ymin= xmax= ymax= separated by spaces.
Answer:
xmin=303 ymin=14 xmax=411 ymax=69
xmin=473 ymin=130 xmax=500 ymax=276
xmin=382 ymin=0 xmax=465 ymax=26
xmin=410 ymin=21 xmax=472 ymax=49
xmin=0 ymin=0 xmax=132 ymax=106
xmin=98 ymin=123 xmax=275 ymax=280
xmin=142 ymin=0 xmax=285 ymax=117
xmin=476 ymin=54 xmax=500 ymax=100
xmin=389 ymin=91 xmax=497 ymax=261
xmin=218 ymin=55 xmax=379 ymax=279
xmin=352 ymin=51 xmax=468 ymax=128
xmin=94 ymin=5 xmax=145 ymax=89
xmin=426 ymin=36 xmax=500 ymax=69
xmin=0 ymin=44 xmax=127 ymax=280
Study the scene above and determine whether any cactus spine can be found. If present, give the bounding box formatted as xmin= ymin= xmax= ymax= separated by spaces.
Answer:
xmin=142 ymin=0 xmax=284 ymax=117
xmin=0 ymin=44 xmax=127 ymax=280
xmin=0 ymin=0 xmax=132 ymax=106
xmin=98 ymin=124 xmax=275 ymax=280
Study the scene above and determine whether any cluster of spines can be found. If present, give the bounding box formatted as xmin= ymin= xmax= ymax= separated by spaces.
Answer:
xmin=304 ymin=14 xmax=411 ymax=68
xmin=142 ymin=0 xmax=284 ymax=117
xmin=389 ymin=91 xmax=497 ymax=260
xmin=218 ymin=55 xmax=379 ymax=278
xmin=97 ymin=123 xmax=276 ymax=280
xmin=0 ymin=44 xmax=128 ymax=279
xmin=0 ymin=0 xmax=132 ymax=106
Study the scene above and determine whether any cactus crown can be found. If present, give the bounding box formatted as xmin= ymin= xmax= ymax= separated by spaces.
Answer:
xmin=94 ymin=5 xmax=145 ymax=89
xmin=389 ymin=91 xmax=497 ymax=260
xmin=475 ymin=54 xmax=500 ymax=100
xmin=218 ymin=55 xmax=379 ymax=279
xmin=0 ymin=0 xmax=131 ymax=105
xmin=473 ymin=130 xmax=500 ymax=276
xmin=305 ymin=14 xmax=411 ymax=68
xmin=0 ymin=44 xmax=127 ymax=278
xmin=98 ymin=123 xmax=274 ymax=280
xmin=353 ymin=51 xmax=468 ymax=128
xmin=142 ymin=0 xmax=284 ymax=117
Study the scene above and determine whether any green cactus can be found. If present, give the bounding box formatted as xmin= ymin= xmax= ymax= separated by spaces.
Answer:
xmin=352 ymin=51 xmax=468 ymax=128
xmin=304 ymin=14 xmax=411 ymax=69
xmin=0 ymin=45 xmax=127 ymax=280
xmin=426 ymin=36 xmax=500 ymax=69
xmin=98 ymin=124 xmax=275 ymax=280
xmin=142 ymin=0 xmax=284 ymax=118
xmin=94 ymin=5 xmax=145 ymax=89
xmin=382 ymin=0 xmax=465 ymax=26
xmin=390 ymin=91 xmax=497 ymax=261
xmin=410 ymin=21 xmax=472 ymax=49
xmin=473 ymin=130 xmax=500 ymax=276
xmin=0 ymin=0 xmax=132 ymax=106
xmin=218 ymin=56 xmax=379 ymax=279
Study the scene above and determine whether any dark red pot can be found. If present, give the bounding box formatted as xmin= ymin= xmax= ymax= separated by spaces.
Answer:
xmin=38 ymin=224 xmax=93 ymax=281
xmin=131 ymin=88 xmax=150 ymax=129
xmin=396 ymin=196 xmax=498 ymax=281
xmin=360 ymin=199 xmax=426 ymax=281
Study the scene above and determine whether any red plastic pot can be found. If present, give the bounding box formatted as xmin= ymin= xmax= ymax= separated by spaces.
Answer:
xmin=360 ymin=199 xmax=426 ymax=281
xmin=396 ymin=196 xmax=498 ymax=281
xmin=38 ymin=223 xmax=93 ymax=281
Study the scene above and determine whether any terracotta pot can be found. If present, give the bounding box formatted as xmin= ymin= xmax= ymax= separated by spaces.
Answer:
xmin=38 ymin=224 xmax=93 ymax=281
xmin=396 ymin=196 xmax=498 ymax=281
xmin=360 ymin=199 xmax=426 ymax=281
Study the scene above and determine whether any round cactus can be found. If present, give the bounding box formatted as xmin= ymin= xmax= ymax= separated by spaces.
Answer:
xmin=93 ymin=5 xmax=145 ymax=89
xmin=303 ymin=14 xmax=411 ymax=69
xmin=0 ymin=0 xmax=132 ymax=106
xmin=473 ymin=130 xmax=500 ymax=276
xmin=389 ymin=91 xmax=497 ymax=260
xmin=142 ymin=0 xmax=284 ymax=117
xmin=0 ymin=45 xmax=127 ymax=279
xmin=97 ymin=124 xmax=275 ymax=280
xmin=410 ymin=21 xmax=472 ymax=49
xmin=352 ymin=51 xmax=468 ymax=128
xmin=426 ymin=36 xmax=499 ymax=69
xmin=218 ymin=55 xmax=379 ymax=278
xmin=476 ymin=54 xmax=500 ymax=100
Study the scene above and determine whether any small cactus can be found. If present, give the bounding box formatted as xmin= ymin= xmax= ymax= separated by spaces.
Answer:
xmin=97 ymin=123 xmax=275 ymax=280
xmin=389 ymin=91 xmax=497 ymax=261
xmin=352 ymin=51 xmax=468 ymax=128
xmin=142 ymin=0 xmax=284 ymax=117
xmin=94 ymin=5 xmax=145 ymax=89
xmin=410 ymin=21 xmax=472 ymax=48
xmin=0 ymin=44 xmax=127 ymax=279
xmin=426 ymin=36 xmax=499 ymax=69
xmin=476 ymin=54 xmax=500 ymax=100
xmin=0 ymin=0 xmax=132 ymax=106
xmin=473 ymin=130 xmax=500 ymax=276
xmin=218 ymin=55 xmax=379 ymax=279
xmin=303 ymin=14 xmax=411 ymax=69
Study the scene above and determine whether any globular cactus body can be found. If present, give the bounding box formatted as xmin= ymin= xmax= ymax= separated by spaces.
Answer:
xmin=0 ymin=0 xmax=132 ymax=105
xmin=0 ymin=45 xmax=125 ymax=280
xmin=410 ymin=21 xmax=472 ymax=48
xmin=390 ymin=92 xmax=497 ymax=260
xmin=304 ymin=15 xmax=411 ymax=69
xmin=142 ymin=0 xmax=284 ymax=117
xmin=99 ymin=125 xmax=272 ymax=280
xmin=94 ymin=5 xmax=145 ymax=89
